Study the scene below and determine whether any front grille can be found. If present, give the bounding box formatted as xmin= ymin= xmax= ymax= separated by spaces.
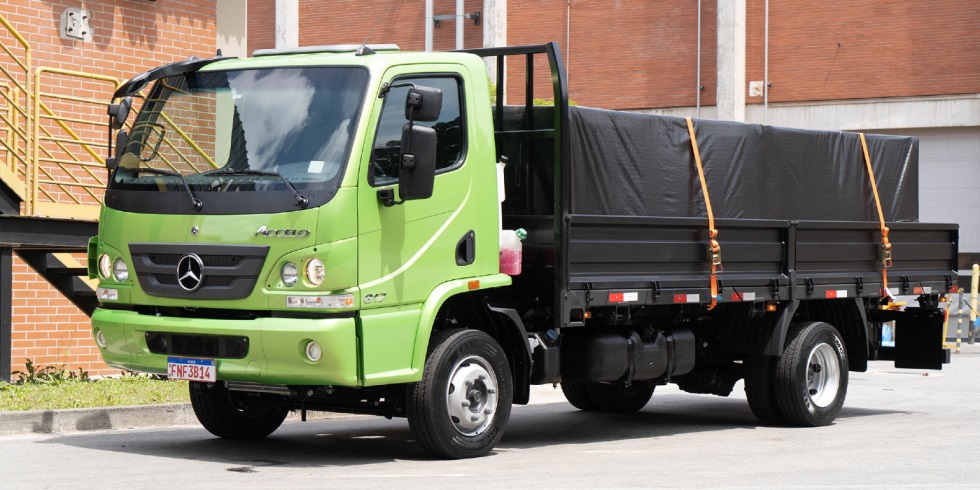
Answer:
xmin=147 ymin=254 xmax=242 ymax=267
xmin=204 ymin=276 xmax=234 ymax=287
xmin=146 ymin=332 xmax=249 ymax=359
xmin=130 ymin=243 xmax=269 ymax=300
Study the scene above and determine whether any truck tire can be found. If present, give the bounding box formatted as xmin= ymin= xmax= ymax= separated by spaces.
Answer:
xmin=408 ymin=329 xmax=513 ymax=459
xmin=560 ymin=380 xmax=655 ymax=413
xmin=774 ymin=321 xmax=849 ymax=426
xmin=744 ymin=355 xmax=787 ymax=425
xmin=189 ymin=382 xmax=289 ymax=439
xmin=560 ymin=381 xmax=600 ymax=411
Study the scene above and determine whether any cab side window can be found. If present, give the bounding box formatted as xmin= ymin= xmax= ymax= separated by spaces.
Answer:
xmin=370 ymin=75 xmax=465 ymax=185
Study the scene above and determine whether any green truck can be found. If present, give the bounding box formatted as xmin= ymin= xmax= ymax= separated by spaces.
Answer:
xmin=90 ymin=43 xmax=955 ymax=459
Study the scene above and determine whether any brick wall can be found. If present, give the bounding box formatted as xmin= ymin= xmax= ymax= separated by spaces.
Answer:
xmin=746 ymin=0 xmax=980 ymax=104
xmin=0 ymin=0 xmax=216 ymax=378
xmin=248 ymin=0 xmax=979 ymax=109
xmin=248 ymin=0 xmax=483 ymax=55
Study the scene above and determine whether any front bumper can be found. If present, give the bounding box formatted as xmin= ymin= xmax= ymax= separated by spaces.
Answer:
xmin=91 ymin=308 xmax=359 ymax=386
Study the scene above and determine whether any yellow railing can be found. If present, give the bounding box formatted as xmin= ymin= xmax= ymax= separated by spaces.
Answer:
xmin=1 ymin=12 xmax=116 ymax=219
xmin=1 ymin=12 xmax=219 ymax=219
xmin=30 ymin=67 xmax=121 ymax=218
xmin=0 ymin=13 xmax=31 ymax=203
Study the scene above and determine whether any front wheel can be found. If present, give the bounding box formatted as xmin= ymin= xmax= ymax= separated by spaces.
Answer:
xmin=408 ymin=329 xmax=514 ymax=459
xmin=774 ymin=321 xmax=849 ymax=426
xmin=189 ymin=382 xmax=289 ymax=439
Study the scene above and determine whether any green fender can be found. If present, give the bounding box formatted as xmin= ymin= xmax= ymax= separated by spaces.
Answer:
xmin=409 ymin=273 xmax=512 ymax=375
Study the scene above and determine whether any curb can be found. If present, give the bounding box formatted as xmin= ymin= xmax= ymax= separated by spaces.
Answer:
xmin=0 ymin=403 xmax=196 ymax=436
xmin=0 ymin=402 xmax=356 ymax=436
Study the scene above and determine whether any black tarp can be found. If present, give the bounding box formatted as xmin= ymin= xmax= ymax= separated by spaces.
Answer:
xmin=568 ymin=106 xmax=918 ymax=221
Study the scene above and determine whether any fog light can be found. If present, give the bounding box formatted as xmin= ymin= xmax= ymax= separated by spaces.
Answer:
xmin=97 ymin=287 xmax=119 ymax=301
xmin=95 ymin=329 xmax=106 ymax=348
xmin=305 ymin=341 xmax=322 ymax=362
xmin=281 ymin=262 xmax=298 ymax=287
xmin=113 ymin=258 xmax=129 ymax=281
xmin=305 ymin=258 xmax=325 ymax=286
xmin=98 ymin=254 xmax=112 ymax=279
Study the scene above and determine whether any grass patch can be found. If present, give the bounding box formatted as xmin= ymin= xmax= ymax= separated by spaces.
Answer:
xmin=0 ymin=377 xmax=189 ymax=412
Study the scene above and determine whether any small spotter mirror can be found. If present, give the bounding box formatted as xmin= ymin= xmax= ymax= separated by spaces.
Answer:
xmin=405 ymin=86 xmax=442 ymax=122
xmin=108 ymin=97 xmax=133 ymax=130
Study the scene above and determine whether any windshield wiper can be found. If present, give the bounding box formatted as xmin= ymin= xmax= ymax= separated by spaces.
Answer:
xmin=135 ymin=167 xmax=203 ymax=211
xmin=203 ymin=168 xmax=309 ymax=207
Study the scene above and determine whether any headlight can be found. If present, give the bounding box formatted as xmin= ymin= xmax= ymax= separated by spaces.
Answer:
xmin=112 ymin=258 xmax=129 ymax=281
xmin=281 ymin=262 xmax=298 ymax=287
xmin=98 ymin=254 xmax=112 ymax=278
xmin=305 ymin=258 xmax=325 ymax=286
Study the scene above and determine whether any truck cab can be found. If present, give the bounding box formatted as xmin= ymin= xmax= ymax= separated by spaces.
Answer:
xmin=92 ymin=45 xmax=516 ymax=457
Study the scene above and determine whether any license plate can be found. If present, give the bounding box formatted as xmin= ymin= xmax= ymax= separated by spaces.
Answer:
xmin=167 ymin=357 xmax=217 ymax=382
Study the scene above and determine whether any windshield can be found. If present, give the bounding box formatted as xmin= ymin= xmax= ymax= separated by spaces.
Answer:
xmin=106 ymin=66 xmax=369 ymax=214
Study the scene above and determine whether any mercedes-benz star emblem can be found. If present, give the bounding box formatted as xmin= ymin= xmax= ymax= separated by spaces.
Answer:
xmin=176 ymin=253 xmax=205 ymax=292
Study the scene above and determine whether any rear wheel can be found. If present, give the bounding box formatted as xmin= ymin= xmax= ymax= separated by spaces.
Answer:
xmin=561 ymin=380 xmax=655 ymax=413
xmin=408 ymin=329 xmax=513 ymax=459
xmin=774 ymin=322 xmax=849 ymax=426
xmin=189 ymin=382 xmax=289 ymax=439
xmin=744 ymin=354 xmax=786 ymax=425
xmin=560 ymin=381 xmax=600 ymax=411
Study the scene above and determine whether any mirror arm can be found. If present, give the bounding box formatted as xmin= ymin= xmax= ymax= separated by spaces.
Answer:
xmin=376 ymin=188 xmax=404 ymax=207
xmin=106 ymin=121 xmax=114 ymax=168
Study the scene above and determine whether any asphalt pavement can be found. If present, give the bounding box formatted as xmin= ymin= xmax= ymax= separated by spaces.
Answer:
xmin=2 ymin=344 xmax=979 ymax=488
xmin=4 ymin=343 xmax=977 ymax=436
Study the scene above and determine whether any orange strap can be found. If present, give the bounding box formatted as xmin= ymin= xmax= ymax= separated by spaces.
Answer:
xmin=686 ymin=117 xmax=721 ymax=310
xmin=859 ymin=133 xmax=893 ymax=300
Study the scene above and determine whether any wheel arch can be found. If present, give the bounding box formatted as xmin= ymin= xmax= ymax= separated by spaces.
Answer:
xmin=767 ymin=298 xmax=869 ymax=372
xmin=410 ymin=276 xmax=531 ymax=404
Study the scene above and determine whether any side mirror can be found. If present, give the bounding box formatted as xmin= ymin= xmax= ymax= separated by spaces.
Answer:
xmin=405 ymin=86 xmax=442 ymax=122
xmin=107 ymin=97 xmax=133 ymax=130
xmin=106 ymin=129 xmax=129 ymax=170
xmin=398 ymin=123 xmax=436 ymax=201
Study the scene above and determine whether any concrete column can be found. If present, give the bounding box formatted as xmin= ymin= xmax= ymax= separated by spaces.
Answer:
xmin=275 ymin=0 xmax=298 ymax=49
xmin=483 ymin=0 xmax=507 ymax=80
xmin=716 ymin=0 xmax=746 ymax=121
xmin=425 ymin=0 xmax=434 ymax=51
xmin=217 ymin=0 xmax=247 ymax=58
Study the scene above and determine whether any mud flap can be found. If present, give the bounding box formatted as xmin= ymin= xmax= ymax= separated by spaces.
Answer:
xmin=875 ymin=307 xmax=950 ymax=370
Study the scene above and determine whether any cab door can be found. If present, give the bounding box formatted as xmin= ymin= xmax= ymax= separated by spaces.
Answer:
xmin=355 ymin=65 xmax=481 ymax=384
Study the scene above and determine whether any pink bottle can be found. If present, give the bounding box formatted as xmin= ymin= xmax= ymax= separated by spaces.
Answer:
xmin=499 ymin=229 xmax=526 ymax=276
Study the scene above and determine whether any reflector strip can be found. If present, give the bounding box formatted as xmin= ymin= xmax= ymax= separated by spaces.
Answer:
xmin=826 ymin=290 xmax=848 ymax=299
xmin=609 ymin=292 xmax=639 ymax=303
xmin=674 ymin=293 xmax=700 ymax=303
xmin=912 ymin=286 xmax=932 ymax=295
xmin=732 ymin=292 xmax=756 ymax=301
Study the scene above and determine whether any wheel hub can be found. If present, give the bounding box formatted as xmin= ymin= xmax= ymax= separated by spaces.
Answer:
xmin=806 ymin=343 xmax=841 ymax=408
xmin=447 ymin=355 xmax=498 ymax=436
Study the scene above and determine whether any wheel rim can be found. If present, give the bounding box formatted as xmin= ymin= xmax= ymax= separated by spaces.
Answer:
xmin=806 ymin=343 xmax=841 ymax=408
xmin=446 ymin=355 xmax=498 ymax=437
